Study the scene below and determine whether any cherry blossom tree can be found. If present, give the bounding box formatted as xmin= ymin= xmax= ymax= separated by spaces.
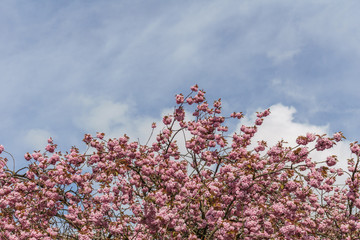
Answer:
xmin=1 ymin=85 xmax=360 ymax=239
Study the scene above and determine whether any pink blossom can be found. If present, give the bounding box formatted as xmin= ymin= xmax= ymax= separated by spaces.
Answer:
xmin=350 ymin=142 xmax=360 ymax=155
xmin=315 ymin=137 xmax=333 ymax=151
xmin=333 ymin=132 xmax=342 ymax=142
xmin=83 ymin=134 xmax=92 ymax=144
xmin=45 ymin=144 xmax=56 ymax=153
xmin=96 ymin=132 xmax=105 ymax=139
xmin=186 ymin=97 xmax=194 ymax=105
xmin=0 ymin=85 xmax=358 ymax=239
xmin=296 ymin=136 xmax=308 ymax=145
xmin=255 ymin=118 xmax=263 ymax=125
xmin=175 ymin=94 xmax=184 ymax=104
xmin=162 ymin=115 xmax=172 ymax=125
xmin=24 ymin=152 xmax=32 ymax=161
xmin=305 ymin=132 xmax=316 ymax=142
xmin=230 ymin=112 xmax=243 ymax=119
xmin=340 ymin=224 xmax=349 ymax=233
xmin=272 ymin=203 xmax=285 ymax=215
xmin=326 ymin=155 xmax=337 ymax=166
xmin=190 ymin=84 xmax=198 ymax=91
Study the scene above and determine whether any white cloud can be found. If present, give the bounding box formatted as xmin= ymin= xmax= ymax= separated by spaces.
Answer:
xmin=73 ymin=95 xmax=161 ymax=145
xmin=74 ymin=99 xmax=130 ymax=134
xmin=239 ymin=103 xmax=352 ymax=186
xmin=3 ymin=0 xmax=359 ymax=188
xmin=267 ymin=49 xmax=300 ymax=65
xmin=241 ymin=104 xmax=329 ymax=146
xmin=48 ymin=92 xmax=359 ymax=197
xmin=74 ymin=98 xmax=355 ymax=188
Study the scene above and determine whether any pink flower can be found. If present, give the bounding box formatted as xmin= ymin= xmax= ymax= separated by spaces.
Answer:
xmin=0 ymin=145 xmax=4 ymax=154
xmin=175 ymin=94 xmax=184 ymax=104
xmin=24 ymin=152 xmax=32 ymax=161
xmin=350 ymin=142 xmax=360 ymax=155
xmin=296 ymin=136 xmax=308 ymax=145
xmin=1 ymin=85 xmax=359 ymax=239
xmin=254 ymin=145 xmax=265 ymax=152
xmin=340 ymin=224 xmax=349 ymax=233
xmin=326 ymin=156 xmax=337 ymax=166
xmin=186 ymin=97 xmax=194 ymax=105
xmin=333 ymin=132 xmax=342 ymax=142
xmin=317 ymin=208 xmax=325 ymax=215
xmin=256 ymin=109 xmax=270 ymax=118
xmin=83 ymin=134 xmax=92 ymax=144
xmin=255 ymin=118 xmax=263 ymax=125
xmin=190 ymin=84 xmax=198 ymax=91
xmin=272 ymin=203 xmax=285 ymax=215
xmin=285 ymin=181 xmax=298 ymax=192
xmin=96 ymin=132 xmax=105 ymax=139
xmin=306 ymin=133 xmax=316 ymax=142
xmin=45 ymin=144 xmax=56 ymax=153
xmin=315 ymin=137 xmax=333 ymax=151
xmin=163 ymin=115 xmax=172 ymax=125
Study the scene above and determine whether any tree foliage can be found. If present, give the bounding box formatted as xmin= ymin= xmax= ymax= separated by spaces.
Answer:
xmin=1 ymin=85 xmax=360 ymax=239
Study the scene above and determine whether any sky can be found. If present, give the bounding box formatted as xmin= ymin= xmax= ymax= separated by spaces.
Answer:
xmin=1 ymin=1 xmax=360 ymax=185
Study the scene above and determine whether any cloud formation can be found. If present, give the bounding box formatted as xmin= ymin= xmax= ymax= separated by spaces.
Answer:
xmin=23 ymin=129 xmax=54 ymax=152
xmin=0 ymin=1 xmax=359 ymax=172
xmin=240 ymin=103 xmax=352 ymax=186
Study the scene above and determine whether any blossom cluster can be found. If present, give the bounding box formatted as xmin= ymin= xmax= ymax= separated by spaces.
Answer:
xmin=0 ymin=85 xmax=359 ymax=239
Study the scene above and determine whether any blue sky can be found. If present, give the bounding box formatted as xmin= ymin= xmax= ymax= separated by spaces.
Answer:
xmin=1 ymin=1 xmax=360 ymax=177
